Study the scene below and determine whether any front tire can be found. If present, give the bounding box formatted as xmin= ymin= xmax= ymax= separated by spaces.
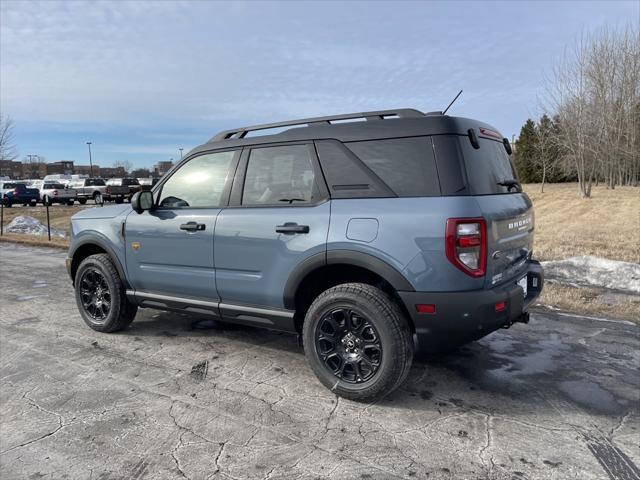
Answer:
xmin=303 ymin=283 xmax=413 ymax=400
xmin=74 ymin=253 xmax=137 ymax=333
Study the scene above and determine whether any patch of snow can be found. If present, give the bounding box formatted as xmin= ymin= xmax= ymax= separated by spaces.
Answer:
xmin=5 ymin=215 xmax=66 ymax=238
xmin=542 ymin=256 xmax=640 ymax=294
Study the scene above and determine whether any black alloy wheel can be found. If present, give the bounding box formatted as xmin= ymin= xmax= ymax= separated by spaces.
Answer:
xmin=79 ymin=268 xmax=112 ymax=322
xmin=315 ymin=307 xmax=382 ymax=383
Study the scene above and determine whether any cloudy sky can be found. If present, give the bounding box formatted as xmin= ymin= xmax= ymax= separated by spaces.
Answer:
xmin=1 ymin=0 xmax=637 ymax=169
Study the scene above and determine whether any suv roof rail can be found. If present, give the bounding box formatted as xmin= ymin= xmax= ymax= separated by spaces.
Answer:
xmin=210 ymin=108 xmax=425 ymax=142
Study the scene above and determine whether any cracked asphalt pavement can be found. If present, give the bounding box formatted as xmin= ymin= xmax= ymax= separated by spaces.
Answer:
xmin=1 ymin=243 xmax=639 ymax=480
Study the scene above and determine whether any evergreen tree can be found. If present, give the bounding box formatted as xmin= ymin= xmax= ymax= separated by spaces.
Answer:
xmin=514 ymin=119 xmax=538 ymax=183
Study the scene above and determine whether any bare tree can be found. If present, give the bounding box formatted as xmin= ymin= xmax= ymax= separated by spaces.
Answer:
xmin=113 ymin=160 xmax=133 ymax=175
xmin=545 ymin=25 xmax=640 ymax=197
xmin=23 ymin=155 xmax=46 ymax=178
xmin=0 ymin=115 xmax=18 ymax=161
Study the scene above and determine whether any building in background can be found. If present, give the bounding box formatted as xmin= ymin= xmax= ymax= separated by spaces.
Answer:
xmin=74 ymin=164 xmax=100 ymax=177
xmin=2 ymin=159 xmax=156 ymax=180
xmin=154 ymin=160 xmax=174 ymax=176
xmin=99 ymin=166 xmax=126 ymax=178
xmin=0 ymin=160 xmax=24 ymax=178
xmin=46 ymin=160 xmax=75 ymax=175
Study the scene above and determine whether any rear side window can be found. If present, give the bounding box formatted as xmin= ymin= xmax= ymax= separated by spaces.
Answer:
xmin=345 ymin=137 xmax=440 ymax=197
xmin=242 ymin=145 xmax=319 ymax=206
xmin=459 ymin=137 xmax=518 ymax=195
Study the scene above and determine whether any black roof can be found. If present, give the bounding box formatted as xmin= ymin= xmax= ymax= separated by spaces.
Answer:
xmin=189 ymin=108 xmax=503 ymax=157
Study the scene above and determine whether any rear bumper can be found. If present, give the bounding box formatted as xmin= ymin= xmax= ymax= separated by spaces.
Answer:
xmin=398 ymin=259 xmax=544 ymax=352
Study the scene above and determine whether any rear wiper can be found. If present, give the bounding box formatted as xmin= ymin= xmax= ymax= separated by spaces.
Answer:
xmin=497 ymin=179 xmax=521 ymax=192
xmin=279 ymin=198 xmax=305 ymax=204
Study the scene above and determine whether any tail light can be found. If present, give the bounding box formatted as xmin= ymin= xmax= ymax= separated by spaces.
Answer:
xmin=53 ymin=190 xmax=59 ymax=196
xmin=106 ymin=186 xmax=112 ymax=194
xmin=13 ymin=189 xmax=19 ymax=195
xmin=445 ymin=218 xmax=487 ymax=277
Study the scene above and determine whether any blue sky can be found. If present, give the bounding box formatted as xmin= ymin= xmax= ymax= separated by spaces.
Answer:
xmin=1 ymin=0 xmax=637 ymax=169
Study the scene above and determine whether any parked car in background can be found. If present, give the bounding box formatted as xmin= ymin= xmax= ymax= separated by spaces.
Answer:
xmin=66 ymin=108 xmax=543 ymax=400
xmin=43 ymin=174 xmax=75 ymax=186
xmin=0 ymin=181 xmax=40 ymax=207
xmin=106 ymin=178 xmax=142 ymax=200
xmin=138 ymin=177 xmax=160 ymax=191
xmin=38 ymin=182 xmax=78 ymax=206
xmin=69 ymin=178 xmax=128 ymax=204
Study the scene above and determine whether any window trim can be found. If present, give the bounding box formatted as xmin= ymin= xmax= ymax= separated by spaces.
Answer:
xmin=227 ymin=142 xmax=330 ymax=209
xmin=153 ymin=148 xmax=242 ymax=210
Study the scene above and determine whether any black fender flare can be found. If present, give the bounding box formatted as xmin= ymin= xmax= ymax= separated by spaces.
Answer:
xmin=283 ymin=249 xmax=414 ymax=309
xmin=69 ymin=237 xmax=129 ymax=288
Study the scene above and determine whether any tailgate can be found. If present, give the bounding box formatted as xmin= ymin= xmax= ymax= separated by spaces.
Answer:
xmin=475 ymin=193 xmax=534 ymax=288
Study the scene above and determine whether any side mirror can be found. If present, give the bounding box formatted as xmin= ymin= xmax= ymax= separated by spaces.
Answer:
xmin=131 ymin=190 xmax=154 ymax=214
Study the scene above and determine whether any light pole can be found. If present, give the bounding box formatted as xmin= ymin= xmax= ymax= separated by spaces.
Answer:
xmin=179 ymin=147 xmax=183 ymax=159
xmin=86 ymin=142 xmax=93 ymax=177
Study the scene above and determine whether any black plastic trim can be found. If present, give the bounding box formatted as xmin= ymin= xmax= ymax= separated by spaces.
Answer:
xmin=326 ymin=250 xmax=414 ymax=291
xmin=398 ymin=259 xmax=544 ymax=352
xmin=69 ymin=238 xmax=129 ymax=288
xmin=127 ymin=290 xmax=296 ymax=333
xmin=283 ymin=251 xmax=327 ymax=309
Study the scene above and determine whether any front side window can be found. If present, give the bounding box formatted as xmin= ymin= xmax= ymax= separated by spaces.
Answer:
xmin=242 ymin=145 xmax=317 ymax=206
xmin=158 ymin=150 xmax=235 ymax=208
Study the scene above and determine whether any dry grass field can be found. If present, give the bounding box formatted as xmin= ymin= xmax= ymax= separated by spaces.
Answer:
xmin=524 ymin=183 xmax=640 ymax=263
xmin=523 ymin=183 xmax=639 ymax=322
xmin=1 ymin=185 xmax=638 ymax=321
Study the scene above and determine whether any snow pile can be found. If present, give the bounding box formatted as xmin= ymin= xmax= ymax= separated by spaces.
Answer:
xmin=5 ymin=215 xmax=66 ymax=238
xmin=542 ymin=256 xmax=640 ymax=294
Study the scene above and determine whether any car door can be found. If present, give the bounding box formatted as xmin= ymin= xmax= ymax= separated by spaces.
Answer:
xmin=214 ymin=143 xmax=330 ymax=321
xmin=125 ymin=149 xmax=240 ymax=305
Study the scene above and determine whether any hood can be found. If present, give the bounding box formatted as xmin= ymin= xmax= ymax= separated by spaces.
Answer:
xmin=72 ymin=204 xmax=132 ymax=220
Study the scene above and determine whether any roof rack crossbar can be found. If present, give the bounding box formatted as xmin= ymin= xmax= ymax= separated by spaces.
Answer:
xmin=210 ymin=108 xmax=425 ymax=142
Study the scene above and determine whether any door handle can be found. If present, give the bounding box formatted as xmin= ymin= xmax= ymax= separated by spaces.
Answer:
xmin=276 ymin=222 xmax=310 ymax=234
xmin=180 ymin=222 xmax=206 ymax=232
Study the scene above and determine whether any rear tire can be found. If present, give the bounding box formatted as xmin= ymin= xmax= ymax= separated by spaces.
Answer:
xmin=303 ymin=283 xmax=413 ymax=400
xmin=78 ymin=198 xmax=87 ymax=205
xmin=3 ymin=197 xmax=12 ymax=207
xmin=74 ymin=253 xmax=137 ymax=333
xmin=115 ymin=197 xmax=124 ymax=204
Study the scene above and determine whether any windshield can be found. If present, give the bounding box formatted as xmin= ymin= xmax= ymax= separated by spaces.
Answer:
xmin=459 ymin=137 xmax=519 ymax=195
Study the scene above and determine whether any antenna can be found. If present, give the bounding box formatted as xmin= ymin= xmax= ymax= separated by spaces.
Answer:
xmin=442 ymin=90 xmax=463 ymax=115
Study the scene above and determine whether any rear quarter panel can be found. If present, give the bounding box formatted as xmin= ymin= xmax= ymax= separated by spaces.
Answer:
xmin=327 ymin=197 xmax=486 ymax=292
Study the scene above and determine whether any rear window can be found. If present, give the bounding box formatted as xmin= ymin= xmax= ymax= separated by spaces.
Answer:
xmin=45 ymin=183 xmax=65 ymax=189
xmin=122 ymin=178 xmax=140 ymax=186
xmin=346 ymin=137 xmax=440 ymax=197
xmin=87 ymin=179 xmax=105 ymax=186
xmin=3 ymin=183 xmax=17 ymax=189
xmin=459 ymin=137 xmax=518 ymax=195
